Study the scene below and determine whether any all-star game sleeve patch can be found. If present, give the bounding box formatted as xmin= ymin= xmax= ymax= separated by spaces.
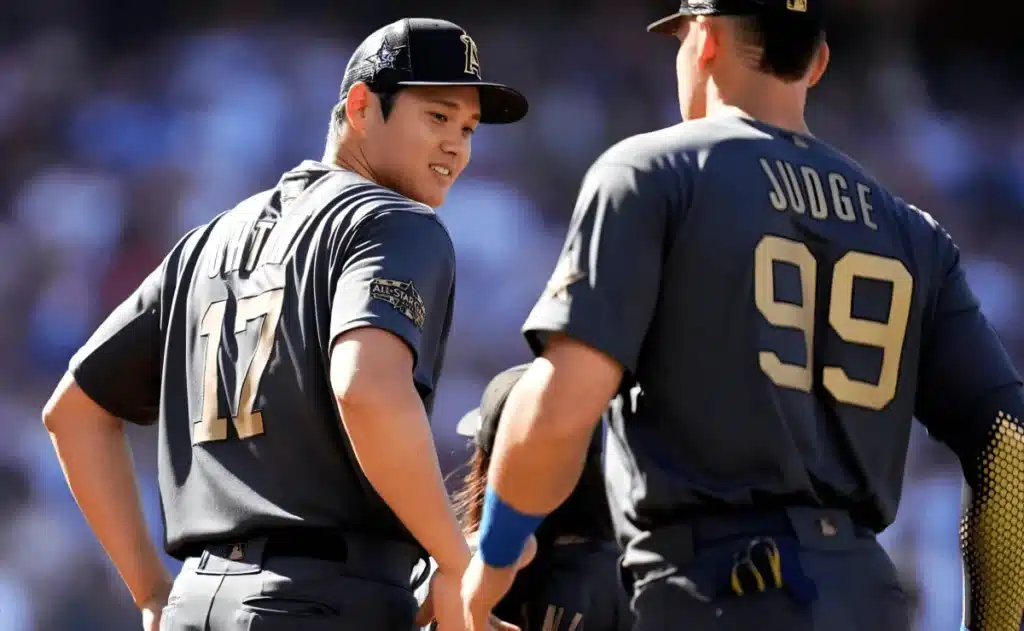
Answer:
xmin=369 ymin=278 xmax=426 ymax=330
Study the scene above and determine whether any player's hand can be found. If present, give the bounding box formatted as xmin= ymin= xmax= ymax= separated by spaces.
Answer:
xmin=461 ymin=535 xmax=537 ymax=631
xmin=417 ymin=566 xmax=525 ymax=631
xmin=416 ymin=567 xmax=467 ymax=631
xmin=138 ymin=581 xmax=171 ymax=631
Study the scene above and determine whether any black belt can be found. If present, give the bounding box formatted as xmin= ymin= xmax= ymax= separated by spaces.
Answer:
xmin=622 ymin=507 xmax=875 ymax=606
xmin=260 ymin=527 xmax=351 ymax=563
xmin=188 ymin=528 xmax=427 ymax=589
xmin=686 ymin=509 xmax=874 ymax=548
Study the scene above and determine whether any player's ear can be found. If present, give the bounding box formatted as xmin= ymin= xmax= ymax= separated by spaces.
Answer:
xmin=344 ymin=82 xmax=373 ymax=133
xmin=695 ymin=16 xmax=719 ymax=72
xmin=807 ymin=39 xmax=830 ymax=88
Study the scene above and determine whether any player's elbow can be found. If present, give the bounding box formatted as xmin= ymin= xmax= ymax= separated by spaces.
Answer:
xmin=41 ymin=390 xmax=63 ymax=433
xmin=538 ymin=334 xmax=623 ymax=426
xmin=42 ymin=373 xmax=121 ymax=435
xmin=507 ymin=339 xmax=621 ymax=443
xmin=330 ymin=326 xmax=417 ymax=415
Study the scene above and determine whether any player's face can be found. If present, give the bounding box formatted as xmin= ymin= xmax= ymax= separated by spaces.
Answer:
xmin=674 ymin=18 xmax=709 ymax=121
xmin=368 ymin=86 xmax=480 ymax=207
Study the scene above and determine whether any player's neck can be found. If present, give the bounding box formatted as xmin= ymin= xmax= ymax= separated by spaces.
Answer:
xmin=325 ymin=141 xmax=379 ymax=185
xmin=707 ymin=80 xmax=811 ymax=136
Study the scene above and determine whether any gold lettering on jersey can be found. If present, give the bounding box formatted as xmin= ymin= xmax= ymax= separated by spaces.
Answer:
xmin=759 ymin=158 xmax=876 ymax=230
xmin=754 ymin=235 xmax=913 ymax=410
xmin=243 ymin=220 xmax=276 ymax=272
xmin=856 ymin=182 xmax=878 ymax=230
xmin=827 ymin=173 xmax=856 ymax=222
xmin=222 ymin=220 xmax=253 ymax=274
xmin=800 ymin=166 xmax=828 ymax=219
xmin=759 ymin=158 xmax=787 ymax=211
xmin=194 ymin=288 xmax=285 ymax=444
xmin=210 ymin=212 xmax=315 ymax=279
xmin=211 ymin=219 xmax=278 ymax=277
xmin=780 ymin=161 xmax=805 ymax=214
xmin=206 ymin=227 xmax=229 ymax=278
xmin=260 ymin=212 xmax=313 ymax=267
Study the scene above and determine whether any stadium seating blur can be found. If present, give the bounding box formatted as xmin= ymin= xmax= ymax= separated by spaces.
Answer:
xmin=0 ymin=1 xmax=1020 ymax=628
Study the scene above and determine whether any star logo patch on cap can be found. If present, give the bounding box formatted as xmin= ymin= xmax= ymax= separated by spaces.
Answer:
xmin=367 ymin=39 xmax=405 ymax=76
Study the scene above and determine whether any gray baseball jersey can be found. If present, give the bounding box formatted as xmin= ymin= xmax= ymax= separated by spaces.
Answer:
xmin=70 ymin=160 xmax=456 ymax=558
xmin=522 ymin=114 xmax=1021 ymax=540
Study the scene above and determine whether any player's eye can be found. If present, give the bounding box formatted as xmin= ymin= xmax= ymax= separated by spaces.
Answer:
xmin=462 ymin=126 xmax=476 ymax=137
xmin=430 ymin=112 xmax=448 ymax=123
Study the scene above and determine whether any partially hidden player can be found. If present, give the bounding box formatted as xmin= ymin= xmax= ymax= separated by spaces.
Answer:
xmin=42 ymin=17 xmax=528 ymax=631
xmin=429 ymin=365 xmax=632 ymax=631
xmin=458 ymin=2 xmax=1024 ymax=631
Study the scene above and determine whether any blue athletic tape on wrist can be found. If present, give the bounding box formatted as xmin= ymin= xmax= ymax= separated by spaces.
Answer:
xmin=477 ymin=486 xmax=545 ymax=568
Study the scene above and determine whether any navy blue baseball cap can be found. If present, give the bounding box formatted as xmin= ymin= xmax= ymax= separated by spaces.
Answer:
xmin=456 ymin=364 xmax=529 ymax=455
xmin=340 ymin=18 xmax=528 ymax=125
xmin=648 ymin=0 xmax=824 ymax=35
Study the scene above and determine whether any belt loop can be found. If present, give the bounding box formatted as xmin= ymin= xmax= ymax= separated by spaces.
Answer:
xmin=197 ymin=549 xmax=211 ymax=571
xmin=783 ymin=507 xmax=858 ymax=551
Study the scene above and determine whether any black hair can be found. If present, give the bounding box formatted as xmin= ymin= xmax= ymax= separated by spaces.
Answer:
xmin=733 ymin=12 xmax=825 ymax=82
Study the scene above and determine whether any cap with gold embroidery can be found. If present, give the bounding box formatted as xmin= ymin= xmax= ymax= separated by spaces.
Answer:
xmin=647 ymin=0 xmax=824 ymax=35
xmin=339 ymin=18 xmax=528 ymax=124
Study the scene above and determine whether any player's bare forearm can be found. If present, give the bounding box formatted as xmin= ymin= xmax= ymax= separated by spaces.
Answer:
xmin=338 ymin=382 xmax=470 ymax=574
xmin=489 ymin=335 xmax=621 ymax=514
xmin=42 ymin=373 xmax=171 ymax=607
xmin=332 ymin=328 xmax=470 ymax=576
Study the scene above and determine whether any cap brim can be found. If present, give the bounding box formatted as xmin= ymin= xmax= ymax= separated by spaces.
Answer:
xmin=456 ymin=408 xmax=483 ymax=438
xmin=396 ymin=81 xmax=529 ymax=124
xmin=646 ymin=11 xmax=694 ymax=34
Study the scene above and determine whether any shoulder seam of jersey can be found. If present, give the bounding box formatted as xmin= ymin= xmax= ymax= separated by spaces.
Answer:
xmin=318 ymin=183 xmax=452 ymax=255
xmin=320 ymin=176 xmax=435 ymax=215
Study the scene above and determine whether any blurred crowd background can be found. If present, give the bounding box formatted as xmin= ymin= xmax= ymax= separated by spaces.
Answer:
xmin=1 ymin=0 xmax=1022 ymax=629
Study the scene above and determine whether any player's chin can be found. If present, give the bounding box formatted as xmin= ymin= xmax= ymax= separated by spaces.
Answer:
xmin=414 ymin=182 xmax=452 ymax=208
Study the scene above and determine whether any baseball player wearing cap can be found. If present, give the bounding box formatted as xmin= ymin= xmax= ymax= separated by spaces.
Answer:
xmin=458 ymin=2 xmax=1024 ymax=631
xmin=41 ymin=17 xmax=526 ymax=631
xmin=441 ymin=365 xmax=631 ymax=631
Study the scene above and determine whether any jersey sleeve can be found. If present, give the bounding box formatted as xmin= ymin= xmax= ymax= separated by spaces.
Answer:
xmin=913 ymin=230 xmax=1022 ymax=459
xmin=912 ymin=226 xmax=1024 ymax=631
xmin=68 ymin=259 xmax=167 ymax=425
xmin=328 ymin=210 xmax=455 ymax=395
xmin=522 ymin=162 xmax=672 ymax=373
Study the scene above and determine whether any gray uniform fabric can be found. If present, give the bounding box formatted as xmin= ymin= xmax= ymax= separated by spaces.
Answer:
xmin=519 ymin=114 xmax=1022 ymax=629
xmin=70 ymin=161 xmax=456 ymax=555
xmin=162 ymin=536 xmax=422 ymax=631
xmin=72 ymin=161 xmax=455 ymax=630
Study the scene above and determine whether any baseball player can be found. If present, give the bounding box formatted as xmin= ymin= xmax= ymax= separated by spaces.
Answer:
xmin=41 ymin=17 xmax=527 ymax=631
xmin=444 ymin=365 xmax=631 ymax=631
xmin=459 ymin=2 xmax=1024 ymax=631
